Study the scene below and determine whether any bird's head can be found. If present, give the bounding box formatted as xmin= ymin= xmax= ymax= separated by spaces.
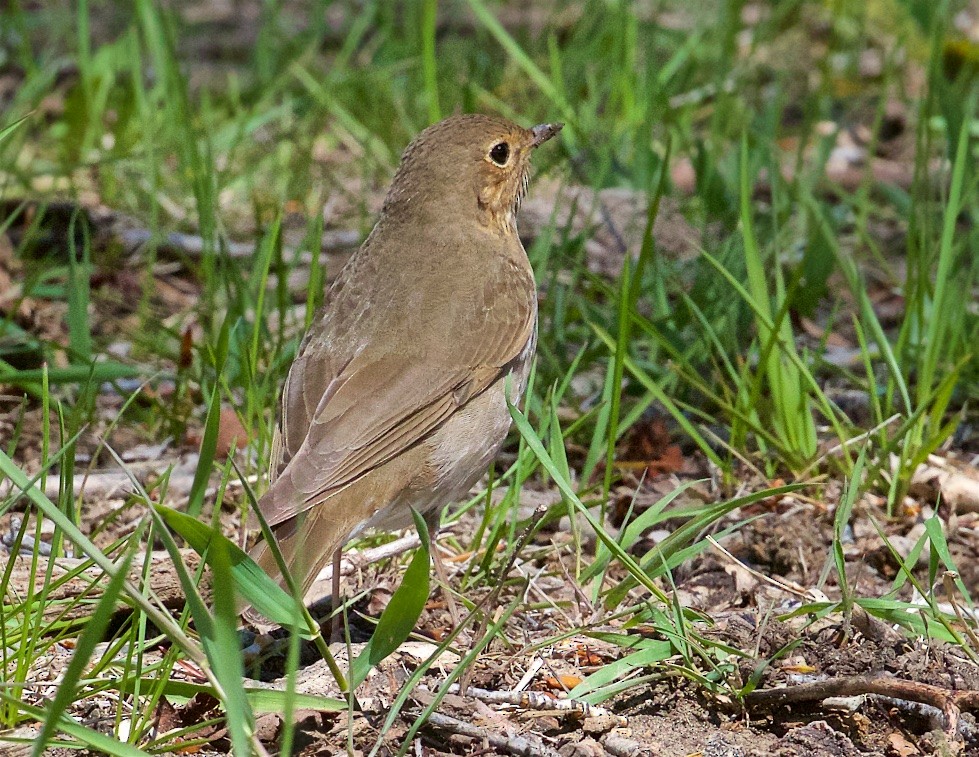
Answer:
xmin=382 ymin=114 xmax=562 ymax=235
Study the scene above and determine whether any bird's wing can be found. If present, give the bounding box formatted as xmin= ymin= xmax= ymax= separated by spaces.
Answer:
xmin=259 ymin=265 xmax=536 ymax=528
xmin=268 ymin=340 xmax=347 ymax=480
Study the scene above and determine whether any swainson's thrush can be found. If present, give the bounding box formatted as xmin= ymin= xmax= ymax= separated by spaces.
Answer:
xmin=244 ymin=114 xmax=562 ymax=627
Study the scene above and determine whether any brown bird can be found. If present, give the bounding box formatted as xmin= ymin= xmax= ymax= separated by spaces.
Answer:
xmin=244 ymin=114 xmax=562 ymax=627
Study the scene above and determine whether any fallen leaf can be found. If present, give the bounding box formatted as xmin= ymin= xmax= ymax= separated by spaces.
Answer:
xmin=215 ymin=406 xmax=248 ymax=459
xmin=542 ymin=674 xmax=583 ymax=691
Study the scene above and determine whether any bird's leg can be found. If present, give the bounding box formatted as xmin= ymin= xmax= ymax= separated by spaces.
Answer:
xmin=424 ymin=509 xmax=462 ymax=628
xmin=330 ymin=546 xmax=343 ymax=644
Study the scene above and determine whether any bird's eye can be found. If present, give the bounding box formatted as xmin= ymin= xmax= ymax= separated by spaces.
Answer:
xmin=489 ymin=141 xmax=510 ymax=166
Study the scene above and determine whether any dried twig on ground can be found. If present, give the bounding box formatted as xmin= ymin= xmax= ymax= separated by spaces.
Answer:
xmin=418 ymin=710 xmax=560 ymax=757
xmin=445 ymin=683 xmax=628 ymax=726
xmin=746 ymin=674 xmax=979 ymax=744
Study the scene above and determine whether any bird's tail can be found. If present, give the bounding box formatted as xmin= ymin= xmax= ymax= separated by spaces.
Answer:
xmin=238 ymin=505 xmax=350 ymax=631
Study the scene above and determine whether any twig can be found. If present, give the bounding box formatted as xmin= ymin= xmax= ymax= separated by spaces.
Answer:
xmin=823 ymin=691 xmax=979 ymax=751
xmin=3 ymin=517 xmax=51 ymax=556
xmin=417 ymin=711 xmax=560 ymax=757
xmin=706 ymin=535 xmax=829 ymax=602
xmin=942 ymin=572 xmax=979 ymax=652
xmin=512 ymin=656 xmax=545 ymax=693
xmin=745 ymin=674 xmax=979 ymax=742
xmin=313 ymin=533 xmax=422 ymax=582
xmin=798 ymin=414 xmax=901 ymax=480
xmin=445 ymin=683 xmax=627 ymax=725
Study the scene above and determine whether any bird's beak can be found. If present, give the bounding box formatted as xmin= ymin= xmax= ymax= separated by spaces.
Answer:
xmin=531 ymin=122 xmax=563 ymax=148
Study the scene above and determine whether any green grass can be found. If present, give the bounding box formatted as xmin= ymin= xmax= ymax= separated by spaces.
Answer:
xmin=1 ymin=0 xmax=978 ymax=753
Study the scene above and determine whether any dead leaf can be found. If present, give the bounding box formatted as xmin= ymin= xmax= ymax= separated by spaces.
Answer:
xmin=154 ymin=696 xmax=180 ymax=736
xmin=542 ymin=674 xmax=583 ymax=691
xmin=887 ymin=731 xmax=921 ymax=756
xmin=799 ymin=316 xmax=851 ymax=348
xmin=617 ymin=417 xmax=687 ymax=480
xmin=215 ymin=406 xmax=247 ymax=459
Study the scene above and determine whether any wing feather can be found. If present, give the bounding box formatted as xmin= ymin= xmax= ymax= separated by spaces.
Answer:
xmin=259 ymin=257 xmax=536 ymax=528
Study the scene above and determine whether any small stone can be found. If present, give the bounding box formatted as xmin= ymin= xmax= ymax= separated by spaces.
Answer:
xmin=254 ymin=713 xmax=281 ymax=743
xmin=559 ymin=736 xmax=605 ymax=757
xmin=582 ymin=715 xmax=619 ymax=734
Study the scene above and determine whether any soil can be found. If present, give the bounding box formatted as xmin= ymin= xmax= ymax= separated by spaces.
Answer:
xmin=145 ymin=499 xmax=979 ymax=756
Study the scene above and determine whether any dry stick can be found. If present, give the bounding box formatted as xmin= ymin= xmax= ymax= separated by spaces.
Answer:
xmin=513 ymin=656 xmax=546 ymax=693
xmin=308 ymin=530 xmax=464 ymax=604
xmin=329 ymin=547 xmax=342 ymax=644
xmin=745 ymin=674 xmax=979 ymax=741
xmin=458 ymin=504 xmax=548 ymax=694
xmin=797 ymin=413 xmax=902 ymax=480
xmin=310 ymin=533 xmax=422 ymax=584
xmin=418 ymin=711 xmax=560 ymax=757
xmin=444 ymin=683 xmax=627 ymax=725
xmin=550 ymin=544 xmax=596 ymax=625
xmin=842 ymin=694 xmax=979 ymax=743
xmin=942 ymin=571 xmax=979 ymax=652
xmin=706 ymin=535 xmax=828 ymax=602
xmin=3 ymin=517 xmax=51 ymax=556
xmin=310 ymin=523 xmax=459 ymax=583
xmin=428 ymin=537 xmax=464 ymax=629
xmin=523 ymin=570 xmax=576 ymax=630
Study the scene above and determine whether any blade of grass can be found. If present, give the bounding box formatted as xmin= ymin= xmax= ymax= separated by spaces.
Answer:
xmin=507 ymin=389 xmax=670 ymax=605
xmin=0 ymin=448 xmax=209 ymax=671
xmin=30 ymin=522 xmax=145 ymax=756
xmin=349 ymin=509 xmax=430 ymax=689
xmin=463 ymin=0 xmax=576 ymax=134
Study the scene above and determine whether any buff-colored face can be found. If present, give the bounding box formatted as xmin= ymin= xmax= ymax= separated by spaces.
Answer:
xmin=384 ymin=114 xmax=562 ymax=234
xmin=473 ymin=121 xmax=562 ymax=234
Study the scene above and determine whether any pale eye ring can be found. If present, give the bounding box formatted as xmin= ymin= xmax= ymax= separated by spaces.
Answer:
xmin=489 ymin=141 xmax=510 ymax=166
